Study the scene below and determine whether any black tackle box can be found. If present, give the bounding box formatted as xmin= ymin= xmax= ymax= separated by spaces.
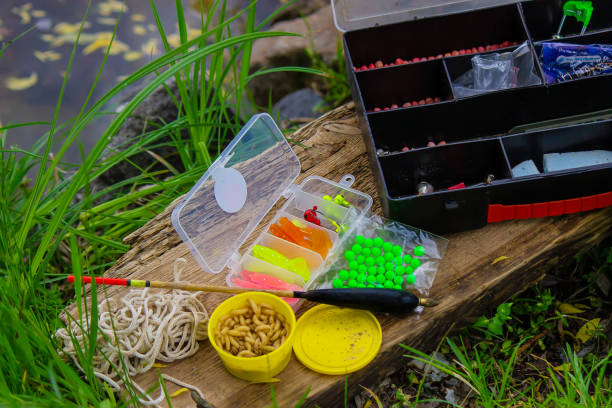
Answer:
xmin=332 ymin=0 xmax=612 ymax=233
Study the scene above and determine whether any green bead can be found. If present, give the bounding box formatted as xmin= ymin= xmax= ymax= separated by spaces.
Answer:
xmin=364 ymin=238 xmax=374 ymax=247
xmin=371 ymin=247 xmax=381 ymax=257
xmin=382 ymin=242 xmax=393 ymax=252
xmin=365 ymin=257 xmax=375 ymax=266
xmin=385 ymin=270 xmax=395 ymax=280
xmin=395 ymin=266 xmax=405 ymax=275
xmin=367 ymin=284 xmax=375 ymax=288
xmin=385 ymin=262 xmax=394 ymax=271
xmin=376 ymin=274 xmax=386 ymax=284
xmin=403 ymin=254 xmax=412 ymax=264
xmin=393 ymin=256 xmax=402 ymax=265
xmin=377 ymin=266 xmax=386 ymax=274
xmin=383 ymin=281 xmax=394 ymax=288
xmin=393 ymin=284 xmax=402 ymax=290
xmin=348 ymin=279 xmax=358 ymax=288
xmin=410 ymin=258 xmax=421 ymax=268
xmin=357 ymin=283 xmax=366 ymax=288
xmin=357 ymin=274 xmax=367 ymax=283
xmin=362 ymin=248 xmax=371 ymax=257
xmin=368 ymin=266 xmax=378 ymax=275
xmin=384 ymin=252 xmax=394 ymax=262
xmin=358 ymin=265 xmax=367 ymax=274
xmin=406 ymin=274 xmax=416 ymax=284
xmin=356 ymin=255 xmax=365 ymax=264
xmin=355 ymin=235 xmax=365 ymax=245
xmin=394 ymin=275 xmax=404 ymax=285
xmin=338 ymin=270 xmax=349 ymax=280
xmin=405 ymin=266 xmax=414 ymax=275
xmin=332 ymin=278 xmax=343 ymax=288
xmin=392 ymin=245 xmax=402 ymax=256
xmin=366 ymin=275 xmax=376 ymax=284
xmin=345 ymin=251 xmax=355 ymax=261
xmin=352 ymin=244 xmax=363 ymax=254
xmin=375 ymin=256 xmax=385 ymax=266
xmin=373 ymin=237 xmax=383 ymax=247
xmin=413 ymin=245 xmax=425 ymax=257
xmin=348 ymin=260 xmax=358 ymax=270
xmin=348 ymin=269 xmax=358 ymax=279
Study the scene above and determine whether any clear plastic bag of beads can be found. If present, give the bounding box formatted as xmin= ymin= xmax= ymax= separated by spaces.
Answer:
xmin=309 ymin=207 xmax=448 ymax=301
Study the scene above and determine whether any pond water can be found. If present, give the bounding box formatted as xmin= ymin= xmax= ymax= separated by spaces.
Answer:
xmin=0 ymin=0 xmax=279 ymax=165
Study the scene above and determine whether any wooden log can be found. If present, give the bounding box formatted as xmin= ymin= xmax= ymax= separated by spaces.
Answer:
xmin=75 ymin=102 xmax=612 ymax=407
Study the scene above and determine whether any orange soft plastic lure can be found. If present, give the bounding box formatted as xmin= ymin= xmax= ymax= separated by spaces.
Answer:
xmin=269 ymin=217 xmax=332 ymax=259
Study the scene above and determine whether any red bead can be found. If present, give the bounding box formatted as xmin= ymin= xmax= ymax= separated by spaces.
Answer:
xmin=478 ymin=46 xmax=485 ymax=52
xmin=391 ymin=104 xmax=398 ymax=109
xmin=444 ymin=52 xmax=452 ymax=57
xmin=402 ymin=102 xmax=411 ymax=107
xmin=425 ymin=97 xmax=433 ymax=104
xmin=360 ymin=65 xmax=367 ymax=70
xmin=375 ymin=60 xmax=383 ymax=68
xmin=437 ymin=140 xmax=446 ymax=145
xmin=451 ymin=50 xmax=459 ymax=56
xmin=402 ymin=147 xmax=410 ymax=152
xmin=368 ymin=63 xmax=375 ymax=69
xmin=395 ymin=58 xmax=403 ymax=65
xmin=434 ymin=97 xmax=441 ymax=103
xmin=373 ymin=107 xmax=381 ymax=112
xmin=428 ymin=56 xmax=435 ymax=60
xmin=418 ymin=100 xmax=425 ymax=105
xmin=412 ymin=57 xmax=420 ymax=63
xmin=471 ymin=47 xmax=478 ymax=53
xmin=384 ymin=107 xmax=389 ymax=110
xmin=427 ymin=141 xmax=436 ymax=147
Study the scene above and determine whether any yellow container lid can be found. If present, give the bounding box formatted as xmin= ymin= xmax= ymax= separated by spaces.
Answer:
xmin=292 ymin=305 xmax=382 ymax=375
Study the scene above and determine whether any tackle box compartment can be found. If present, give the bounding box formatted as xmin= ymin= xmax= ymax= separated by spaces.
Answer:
xmin=333 ymin=0 xmax=612 ymax=233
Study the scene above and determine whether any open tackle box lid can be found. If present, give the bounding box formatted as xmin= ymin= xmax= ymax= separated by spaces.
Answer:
xmin=330 ymin=0 xmax=520 ymax=32
xmin=171 ymin=113 xmax=301 ymax=275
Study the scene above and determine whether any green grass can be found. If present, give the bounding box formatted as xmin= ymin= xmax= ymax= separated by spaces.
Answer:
xmin=386 ymin=241 xmax=612 ymax=408
xmin=0 ymin=0 xmax=323 ymax=405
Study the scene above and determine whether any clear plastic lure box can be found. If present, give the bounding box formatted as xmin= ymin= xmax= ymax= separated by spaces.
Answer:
xmin=171 ymin=114 xmax=372 ymax=300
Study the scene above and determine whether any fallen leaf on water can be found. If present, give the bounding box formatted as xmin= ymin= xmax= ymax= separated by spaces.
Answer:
xmin=34 ymin=50 xmax=62 ymax=62
xmin=169 ymin=388 xmax=188 ymax=397
xmin=141 ymin=38 xmax=159 ymax=55
xmin=82 ymin=32 xmax=129 ymax=55
xmin=5 ymin=73 xmax=38 ymax=91
xmin=131 ymin=14 xmax=146 ymax=22
xmin=132 ymin=25 xmax=146 ymax=36
xmin=97 ymin=17 xmax=118 ymax=25
xmin=54 ymin=22 xmax=90 ymax=35
xmin=98 ymin=0 xmax=127 ymax=16
xmin=147 ymin=24 xmax=156 ymax=31
xmin=491 ymin=255 xmax=510 ymax=265
xmin=123 ymin=51 xmax=142 ymax=61
xmin=559 ymin=303 xmax=585 ymax=314
xmin=32 ymin=9 xmax=46 ymax=18
xmin=12 ymin=3 xmax=32 ymax=24
xmin=51 ymin=32 xmax=98 ymax=47
xmin=576 ymin=318 xmax=601 ymax=343
xmin=151 ymin=363 xmax=168 ymax=368
xmin=41 ymin=34 xmax=55 ymax=42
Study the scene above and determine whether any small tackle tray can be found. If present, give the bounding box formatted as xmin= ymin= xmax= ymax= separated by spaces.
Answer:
xmin=333 ymin=0 xmax=612 ymax=232
xmin=171 ymin=113 xmax=372 ymax=306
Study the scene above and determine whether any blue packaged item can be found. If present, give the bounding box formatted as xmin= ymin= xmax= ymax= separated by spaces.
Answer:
xmin=540 ymin=42 xmax=612 ymax=84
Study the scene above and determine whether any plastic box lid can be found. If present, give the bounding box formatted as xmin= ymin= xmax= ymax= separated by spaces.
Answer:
xmin=331 ymin=0 xmax=520 ymax=32
xmin=171 ymin=113 xmax=301 ymax=275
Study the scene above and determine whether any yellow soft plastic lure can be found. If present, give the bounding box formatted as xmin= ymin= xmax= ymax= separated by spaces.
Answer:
xmin=252 ymin=245 xmax=310 ymax=280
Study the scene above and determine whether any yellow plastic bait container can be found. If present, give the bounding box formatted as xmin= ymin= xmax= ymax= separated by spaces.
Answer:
xmin=208 ymin=292 xmax=297 ymax=381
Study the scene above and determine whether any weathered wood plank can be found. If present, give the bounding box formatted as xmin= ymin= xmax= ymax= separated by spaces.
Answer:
xmin=86 ymin=103 xmax=612 ymax=407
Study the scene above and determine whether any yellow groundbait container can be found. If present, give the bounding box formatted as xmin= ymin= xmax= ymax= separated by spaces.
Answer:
xmin=208 ymin=292 xmax=297 ymax=381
